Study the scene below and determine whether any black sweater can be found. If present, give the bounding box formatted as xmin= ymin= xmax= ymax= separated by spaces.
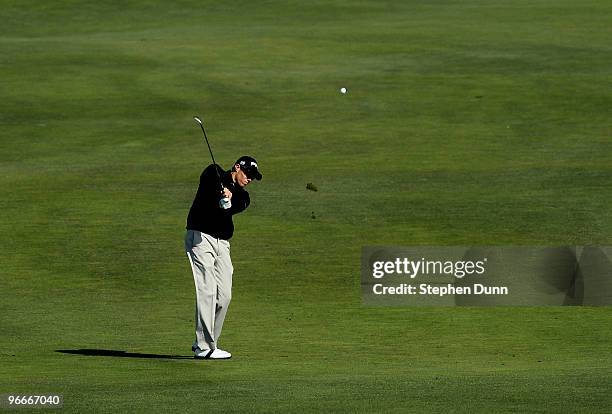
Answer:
xmin=186 ymin=164 xmax=250 ymax=240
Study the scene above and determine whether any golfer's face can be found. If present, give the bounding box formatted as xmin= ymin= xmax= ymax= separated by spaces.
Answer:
xmin=236 ymin=167 xmax=252 ymax=187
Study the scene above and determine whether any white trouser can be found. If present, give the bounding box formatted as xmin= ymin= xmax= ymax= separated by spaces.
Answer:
xmin=185 ymin=230 xmax=233 ymax=351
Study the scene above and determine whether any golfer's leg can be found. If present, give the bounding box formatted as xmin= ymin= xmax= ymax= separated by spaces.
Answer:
xmin=213 ymin=239 xmax=233 ymax=343
xmin=185 ymin=230 xmax=218 ymax=351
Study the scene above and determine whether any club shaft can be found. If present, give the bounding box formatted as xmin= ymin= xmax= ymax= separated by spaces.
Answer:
xmin=198 ymin=123 xmax=217 ymax=166
xmin=195 ymin=117 xmax=225 ymax=193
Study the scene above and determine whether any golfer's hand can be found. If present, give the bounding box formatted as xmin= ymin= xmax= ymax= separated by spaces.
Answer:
xmin=222 ymin=187 xmax=233 ymax=199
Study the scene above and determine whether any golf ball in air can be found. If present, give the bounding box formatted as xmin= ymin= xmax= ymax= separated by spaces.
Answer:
xmin=340 ymin=87 xmax=347 ymax=94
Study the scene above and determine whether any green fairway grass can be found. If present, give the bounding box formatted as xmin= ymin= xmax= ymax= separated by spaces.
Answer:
xmin=1 ymin=1 xmax=611 ymax=412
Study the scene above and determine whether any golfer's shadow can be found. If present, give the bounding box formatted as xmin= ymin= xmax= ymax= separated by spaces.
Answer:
xmin=56 ymin=349 xmax=193 ymax=360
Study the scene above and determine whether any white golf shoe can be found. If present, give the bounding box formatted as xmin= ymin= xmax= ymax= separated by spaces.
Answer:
xmin=194 ymin=348 xmax=232 ymax=360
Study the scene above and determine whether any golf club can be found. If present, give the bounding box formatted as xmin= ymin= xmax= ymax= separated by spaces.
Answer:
xmin=193 ymin=116 xmax=231 ymax=209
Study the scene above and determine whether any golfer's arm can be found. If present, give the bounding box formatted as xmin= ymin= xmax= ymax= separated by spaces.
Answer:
xmin=200 ymin=167 xmax=223 ymax=203
xmin=230 ymin=193 xmax=250 ymax=214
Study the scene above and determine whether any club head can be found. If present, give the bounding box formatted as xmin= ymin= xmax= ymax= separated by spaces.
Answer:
xmin=193 ymin=116 xmax=203 ymax=125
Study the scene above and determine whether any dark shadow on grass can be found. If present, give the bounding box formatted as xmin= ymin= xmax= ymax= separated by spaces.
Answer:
xmin=56 ymin=349 xmax=193 ymax=360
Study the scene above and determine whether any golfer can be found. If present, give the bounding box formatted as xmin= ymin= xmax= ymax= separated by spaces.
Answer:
xmin=185 ymin=155 xmax=262 ymax=359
